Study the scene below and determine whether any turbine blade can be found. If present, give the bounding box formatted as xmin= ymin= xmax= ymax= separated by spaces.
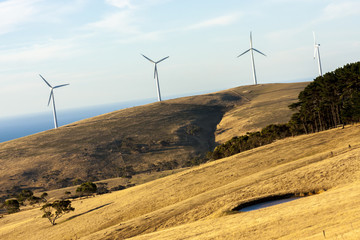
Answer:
xmin=54 ymin=84 xmax=69 ymax=89
xmin=141 ymin=54 xmax=155 ymax=63
xmin=237 ymin=49 xmax=250 ymax=57
xmin=156 ymin=56 xmax=169 ymax=64
xmin=253 ymin=48 xmax=266 ymax=56
xmin=314 ymin=47 xmax=317 ymax=59
xmin=154 ymin=65 xmax=158 ymax=79
xmin=39 ymin=74 xmax=52 ymax=88
xmin=48 ymin=90 xmax=53 ymax=106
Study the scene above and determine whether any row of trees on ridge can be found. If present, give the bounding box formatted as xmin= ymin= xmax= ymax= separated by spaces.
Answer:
xmin=208 ymin=61 xmax=360 ymax=160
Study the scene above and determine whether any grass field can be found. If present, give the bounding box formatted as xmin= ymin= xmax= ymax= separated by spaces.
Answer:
xmin=0 ymin=82 xmax=307 ymax=199
xmin=1 ymin=123 xmax=359 ymax=239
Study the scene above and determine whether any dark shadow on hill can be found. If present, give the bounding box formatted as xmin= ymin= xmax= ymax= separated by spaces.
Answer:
xmin=66 ymin=202 xmax=113 ymax=221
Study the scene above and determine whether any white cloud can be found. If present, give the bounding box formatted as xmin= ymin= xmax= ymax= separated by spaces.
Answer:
xmin=0 ymin=0 xmax=41 ymax=35
xmin=319 ymin=1 xmax=360 ymax=21
xmin=186 ymin=14 xmax=239 ymax=30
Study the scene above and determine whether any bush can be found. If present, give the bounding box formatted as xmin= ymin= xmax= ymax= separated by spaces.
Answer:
xmin=41 ymin=200 xmax=74 ymax=225
xmin=76 ymin=182 xmax=97 ymax=196
xmin=2 ymin=199 xmax=20 ymax=214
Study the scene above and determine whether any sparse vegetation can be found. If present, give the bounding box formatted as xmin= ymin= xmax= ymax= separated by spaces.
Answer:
xmin=110 ymin=185 xmax=126 ymax=191
xmin=41 ymin=200 xmax=74 ymax=225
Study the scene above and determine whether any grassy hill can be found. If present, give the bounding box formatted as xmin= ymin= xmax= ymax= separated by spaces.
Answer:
xmin=1 ymin=123 xmax=359 ymax=239
xmin=0 ymin=82 xmax=307 ymax=198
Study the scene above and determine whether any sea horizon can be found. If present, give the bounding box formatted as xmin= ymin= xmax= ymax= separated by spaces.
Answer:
xmin=0 ymin=98 xmax=154 ymax=143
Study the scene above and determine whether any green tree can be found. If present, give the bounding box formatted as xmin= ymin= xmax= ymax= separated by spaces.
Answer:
xmin=41 ymin=200 xmax=74 ymax=225
xmin=76 ymin=182 xmax=97 ymax=196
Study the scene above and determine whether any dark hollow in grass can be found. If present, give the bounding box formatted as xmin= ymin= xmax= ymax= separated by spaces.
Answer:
xmin=232 ymin=191 xmax=325 ymax=212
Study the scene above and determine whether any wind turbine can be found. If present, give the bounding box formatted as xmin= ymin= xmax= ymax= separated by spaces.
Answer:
xmin=313 ymin=31 xmax=323 ymax=77
xmin=40 ymin=74 xmax=69 ymax=129
xmin=141 ymin=54 xmax=169 ymax=102
xmin=237 ymin=31 xmax=266 ymax=85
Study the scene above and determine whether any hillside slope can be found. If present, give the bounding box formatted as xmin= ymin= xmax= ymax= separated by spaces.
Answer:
xmin=1 ymin=124 xmax=359 ymax=239
xmin=0 ymin=82 xmax=307 ymax=197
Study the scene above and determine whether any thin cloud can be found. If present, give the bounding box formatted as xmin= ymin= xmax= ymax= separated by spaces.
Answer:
xmin=0 ymin=41 xmax=77 ymax=64
xmin=105 ymin=0 xmax=133 ymax=9
xmin=0 ymin=0 xmax=41 ymax=35
xmin=319 ymin=1 xmax=360 ymax=21
xmin=86 ymin=10 xmax=140 ymax=34
xmin=186 ymin=14 xmax=239 ymax=30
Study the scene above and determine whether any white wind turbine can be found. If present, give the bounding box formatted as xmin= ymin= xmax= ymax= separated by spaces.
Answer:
xmin=40 ymin=74 xmax=69 ymax=129
xmin=141 ymin=54 xmax=169 ymax=102
xmin=313 ymin=31 xmax=323 ymax=77
xmin=237 ymin=31 xmax=266 ymax=85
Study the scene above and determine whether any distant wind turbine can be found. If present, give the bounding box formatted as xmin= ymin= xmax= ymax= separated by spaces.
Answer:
xmin=237 ymin=31 xmax=266 ymax=85
xmin=313 ymin=31 xmax=323 ymax=77
xmin=40 ymin=74 xmax=69 ymax=129
xmin=141 ymin=54 xmax=169 ymax=102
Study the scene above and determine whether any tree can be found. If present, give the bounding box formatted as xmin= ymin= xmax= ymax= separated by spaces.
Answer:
xmin=41 ymin=192 xmax=48 ymax=202
xmin=41 ymin=200 xmax=74 ymax=225
xmin=76 ymin=182 xmax=97 ymax=196
xmin=2 ymin=199 xmax=20 ymax=214
xmin=17 ymin=189 xmax=33 ymax=204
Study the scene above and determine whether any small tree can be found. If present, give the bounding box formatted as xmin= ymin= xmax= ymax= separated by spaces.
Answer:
xmin=41 ymin=200 xmax=74 ymax=225
xmin=17 ymin=190 xmax=33 ymax=205
xmin=40 ymin=192 xmax=48 ymax=202
xmin=76 ymin=182 xmax=97 ymax=196
xmin=2 ymin=199 xmax=20 ymax=214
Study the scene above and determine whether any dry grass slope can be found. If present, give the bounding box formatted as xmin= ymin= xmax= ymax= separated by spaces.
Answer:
xmin=1 ymin=124 xmax=360 ymax=239
xmin=0 ymin=82 xmax=307 ymax=198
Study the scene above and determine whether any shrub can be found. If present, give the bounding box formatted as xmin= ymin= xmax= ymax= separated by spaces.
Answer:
xmin=2 ymin=199 xmax=20 ymax=214
xmin=41 ymin=200 xmax=74 ymax=225
xmin=76 ymin=182 xmax=97 ymax=196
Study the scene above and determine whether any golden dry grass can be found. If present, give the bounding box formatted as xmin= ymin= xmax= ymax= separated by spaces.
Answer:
xmin=1 ymin=124 xmax=360 ymax=239
xmin=0 ymin=82 xmax=306 ymax=197
xmin=215 ymin=82 xmax=308 ymax=143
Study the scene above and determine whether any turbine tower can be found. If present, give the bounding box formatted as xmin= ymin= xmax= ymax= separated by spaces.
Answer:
xmin=40 ymin=74 xmax=69 ymax=129
xmin=141 ymin=54 xmax=169 ymax=102
xmin=313 ymin=31 xmax=323 ymax=77
xmin=237 ymin=31 xmax=266 ymax=85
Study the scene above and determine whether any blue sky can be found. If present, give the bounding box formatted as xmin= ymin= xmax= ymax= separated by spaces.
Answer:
xmin=0 ymin=0 xmax=359 ymax=117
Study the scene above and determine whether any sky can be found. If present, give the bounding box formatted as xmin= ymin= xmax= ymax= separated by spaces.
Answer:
xmin=0 ymin=0 xmax=359 ymax=118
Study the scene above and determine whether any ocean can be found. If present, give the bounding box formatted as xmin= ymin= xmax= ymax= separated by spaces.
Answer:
xmin=0 ymin=99 xmax=153 ymax=143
